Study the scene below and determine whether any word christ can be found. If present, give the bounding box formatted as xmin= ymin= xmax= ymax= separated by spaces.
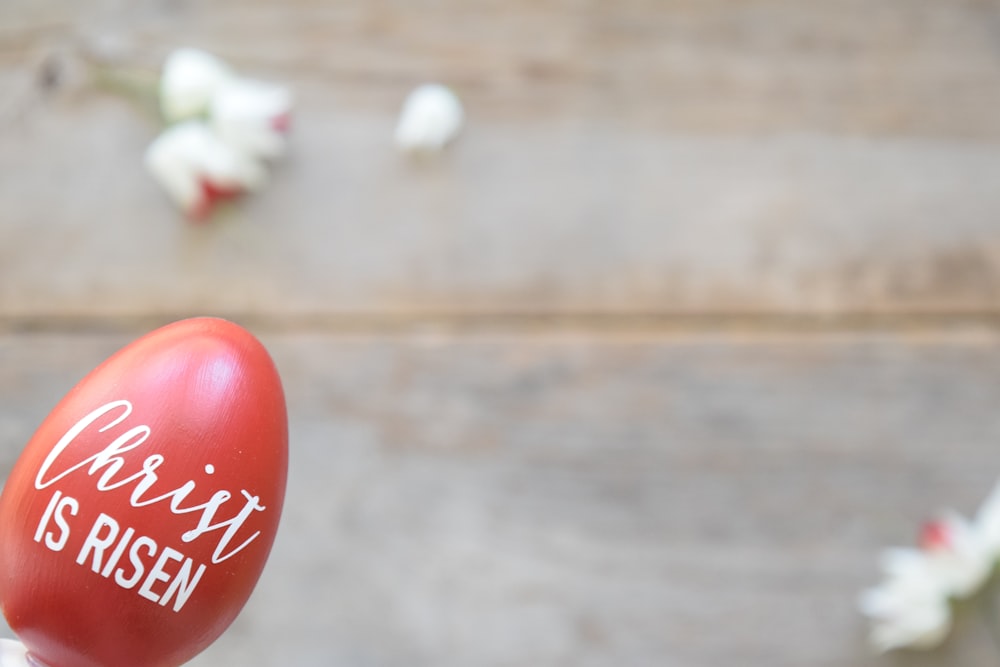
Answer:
xmin=28 ymin=399 xmax=269 ymax=613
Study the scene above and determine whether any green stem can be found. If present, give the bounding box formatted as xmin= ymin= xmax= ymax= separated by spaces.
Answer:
xmin=980 ymin=570 xmax=1000 ymax=658
xmin=86 ymin=59 xmax=163 ymax=123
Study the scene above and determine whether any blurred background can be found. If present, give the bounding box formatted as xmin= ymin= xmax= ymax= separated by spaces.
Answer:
xmin=4 ymin=1 xmax=1000 ymax=665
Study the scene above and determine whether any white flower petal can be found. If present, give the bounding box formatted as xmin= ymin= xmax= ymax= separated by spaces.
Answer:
xmin=160 ymin=48 xmax=235 ymax=122
xmin=976 ymin=479 xmax=1000 ymax=556
xmin=395 ymin=83 xmax=464 ymax=153
xmin=862 ymin=555 xmax=941 ymax=614
xmin=144 ymin=121 xmax=265 ymax=217
xmin=0 ymin=639 xmax=29 ymax=667
xmin=211 ymin=77 xmax=293 ymax=160
xmin=869 ymin=600 xmax=951 ymax=653
xmin=879 ymin=547 xmax=926 ymax=579
xmin=859 ymin=571 xmax=953 ymax=652
xmin=923 ymin=513 xmax=993 ymax=598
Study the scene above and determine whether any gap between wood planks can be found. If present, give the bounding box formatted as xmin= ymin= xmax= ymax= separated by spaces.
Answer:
xmin=4 ymin=310 xmax=1000 ymax=341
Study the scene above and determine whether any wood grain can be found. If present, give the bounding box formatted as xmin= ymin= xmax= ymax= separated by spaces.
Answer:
xmin=2 ymin=3 xmax=1000 ymax=664
xmin=2 ymin=2 xmax=1000 ymax=318
xmin=1 ymin=332 xmax=999 ymax=665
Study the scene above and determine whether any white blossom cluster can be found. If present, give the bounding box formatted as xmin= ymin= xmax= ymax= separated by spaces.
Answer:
xmin=859 ymin=481 xmax=1000 ymax=652
xmin=144 ymin=50 xmax=464 ymax=220
xmin=145 ymin=49 xmax=293 ymax=220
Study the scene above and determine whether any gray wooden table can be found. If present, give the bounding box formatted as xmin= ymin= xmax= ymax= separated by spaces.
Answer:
xmin=3 ymin=1 xmax=1000 ymax=665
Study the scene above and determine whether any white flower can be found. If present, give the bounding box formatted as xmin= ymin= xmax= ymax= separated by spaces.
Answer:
xmin=394 ymin=83 xmax=464 ymax=153
xmin=159 ymin=48 xmax=235 ymax=123
xmin=858 ymin=554 xmax=953 ymax=653
xmin=149 ymin=48 xmax=292 ymax=219
xmin=0 ymin=639 xmax=27 ymax=667
xmin=917 ymin=513 xmax=994 ymax=598
xmin=0 ymin=639 xmax=29 ymax=667
xmin=859 ymin=511 xmax=996 ymax=653
xmin=144 ymin=121 xmax=265 ymax=220
xmin=211 ymin=77 xmax=293 ymax=159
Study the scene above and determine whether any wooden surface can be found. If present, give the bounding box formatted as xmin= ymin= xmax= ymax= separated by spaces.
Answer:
xmin=3 ymin=1 xmax=1000 ymax=665
xmin=3 ymin=332 xmax=1000 ymax=666
xmin=3 ymin=1 xmax=1000 ymax=319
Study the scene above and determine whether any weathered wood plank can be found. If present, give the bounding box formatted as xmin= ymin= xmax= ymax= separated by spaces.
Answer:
xmin=5 ymin=0 xmax=1000 ymax=136
xmin=1 ymin=332 xmax=999 ymax=665
xmin=4 ymin=97 xmax=1000 ymax=319
xmin=2 ymin=2 xmax=1000 ymax=318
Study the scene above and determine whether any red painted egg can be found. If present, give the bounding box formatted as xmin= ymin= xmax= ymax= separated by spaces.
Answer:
xmin=0 ymin=318 xmax=288 ymax=667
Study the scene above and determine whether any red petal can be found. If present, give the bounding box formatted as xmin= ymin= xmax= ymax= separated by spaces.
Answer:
xmin=919 ymin=520 xmax=953 ymax=551
xmin=271 ymin=112 xmax=292 ymax=133
xmin=201 ymin=179 xmax=243 ymax=202
xmin=188 ymin=179 xmax=244 ymax=222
